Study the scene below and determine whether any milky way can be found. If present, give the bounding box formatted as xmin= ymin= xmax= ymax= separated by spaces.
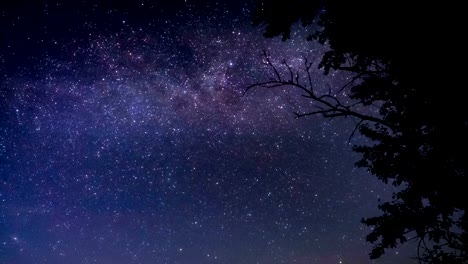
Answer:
xmin=1 ymin=1 xmax=414 ymax=264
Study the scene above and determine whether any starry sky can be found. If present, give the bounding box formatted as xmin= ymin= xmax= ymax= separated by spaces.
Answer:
xmin=1 ymin=1 xmax=416 ymax=264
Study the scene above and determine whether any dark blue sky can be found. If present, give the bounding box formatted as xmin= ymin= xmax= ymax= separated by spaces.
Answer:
xmin=1 ymin=1 xmax=416 ymax=263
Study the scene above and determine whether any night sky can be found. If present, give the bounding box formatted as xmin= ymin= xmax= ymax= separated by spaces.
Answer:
xmin=1 ymin=1 xmax=416 ymax=264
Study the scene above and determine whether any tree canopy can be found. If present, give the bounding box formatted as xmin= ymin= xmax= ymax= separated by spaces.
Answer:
xmin=251 ymin=1 xmax=467 ymax=263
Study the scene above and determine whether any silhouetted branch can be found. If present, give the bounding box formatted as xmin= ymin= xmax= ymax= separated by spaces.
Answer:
xmin=263 ymin=50 xmax=281 ymax=81
xmin=348 ymin=119 xmax=364 ymax=143
xmin=336 ymin=73 xmax=364 ymax=95
xmin=282 ymin=59 xmax=294 ymax=82
xmin=303 ymin=56 xmax=314 ymax=93
xmin=417 ymin=236 xmax=424 ymax=264
xmin=246 ymin=52 xmax=395 ymax=131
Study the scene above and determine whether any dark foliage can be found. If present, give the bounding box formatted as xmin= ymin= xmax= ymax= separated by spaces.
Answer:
xmin=251 ymin=1 xmax=467 ymax=263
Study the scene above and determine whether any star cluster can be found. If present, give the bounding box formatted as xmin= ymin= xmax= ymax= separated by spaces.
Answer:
xmin=1 ymin=1 xmax=414 ymax=264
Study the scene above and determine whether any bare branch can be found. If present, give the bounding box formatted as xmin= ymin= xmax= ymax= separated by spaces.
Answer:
xmin=245 ymin=53 xmax=396 ymax=131
xmin=303 ymin=56 xmax=314 ymax=92
xmin=282 ymin=59 xmax=294 ymax=83
xmin=263 ymin=50 xmax=281 ymax=81
xmin=317 ymin=94 xmax=343 ymax=107
xmin=293 ymin=108 xmax=339 ymax=119
xmin=348 ymin=119 xmax=364 ymax=144
xmin=336 ymin=73 xmax=364 ymax=95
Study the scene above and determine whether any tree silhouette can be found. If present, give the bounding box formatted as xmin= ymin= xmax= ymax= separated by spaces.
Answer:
xmin=249 ymin=1 xmax=467 ymax=263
